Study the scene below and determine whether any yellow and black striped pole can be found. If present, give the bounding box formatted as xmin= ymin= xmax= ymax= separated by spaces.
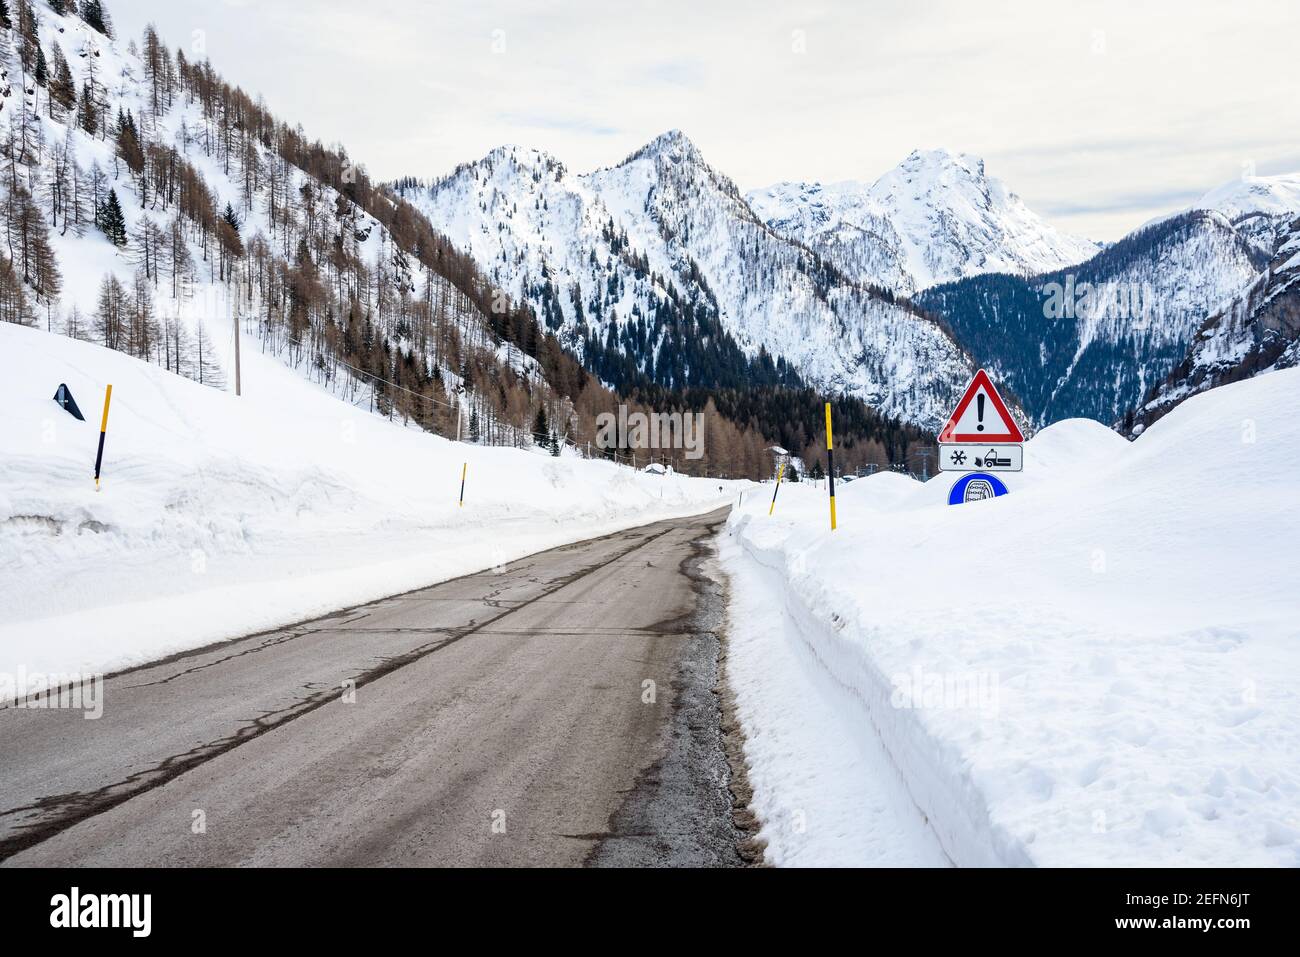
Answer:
xmin=768 ymin=462 xmax=785 ymax=516
xmin=94 ymin=384 xmax=113 ymax=491
xmin=459 ymin=462 xmax=467 ymax=507
xmin=825 ymin=401 xmax=837 ymax=531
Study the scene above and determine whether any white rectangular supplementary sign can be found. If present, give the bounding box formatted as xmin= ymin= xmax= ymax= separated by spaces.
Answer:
xmin=939 ymin=444 xmax=1023 ymax=472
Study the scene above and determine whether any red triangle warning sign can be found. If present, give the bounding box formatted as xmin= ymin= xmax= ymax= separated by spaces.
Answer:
xmin=937 ymin=369 xmax=1024 ymax=443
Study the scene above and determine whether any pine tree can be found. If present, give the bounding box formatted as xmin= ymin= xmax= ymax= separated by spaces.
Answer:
xmin=532 ymin=406 xmax=549 ymax=445
xmin=98 ymin=188 xmax=127 ymax=246
xmin=33 ymin=44 xmax=47 ymax=88
xmin=548 ymin=430 xmax=561 ymax=456
xmin=77 ymin=80 xmax=98 ymax=135
xmin=81 ymin=0 xmax=112 ymax=37
xmin=0 ymin=0 xmax=11 ymax=31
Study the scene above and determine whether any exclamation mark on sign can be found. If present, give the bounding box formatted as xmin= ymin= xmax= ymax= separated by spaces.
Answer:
xmin=976 ymin=393 xmax=986 ymax=431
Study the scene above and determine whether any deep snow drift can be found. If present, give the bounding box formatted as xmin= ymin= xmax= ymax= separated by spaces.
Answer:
xmin=722 ymin=366 xmax=1300 ymax=866
xmin=0 ymin=323 xmax=742 ymax=686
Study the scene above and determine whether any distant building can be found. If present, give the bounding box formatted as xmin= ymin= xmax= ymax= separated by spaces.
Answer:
xmin=766 ymin=445 xmax=789 ymax=480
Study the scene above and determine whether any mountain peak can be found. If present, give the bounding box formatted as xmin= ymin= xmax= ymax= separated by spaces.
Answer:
xmin=747 ymin=148 xmax=1098 ymax=292
xmin=623 ymin=129 xmax=705 ymax=167
xmin=1194 ymin=170 xmax=1300 ymax=221
xmin=883 ymin=148 xmax=990 ymax=193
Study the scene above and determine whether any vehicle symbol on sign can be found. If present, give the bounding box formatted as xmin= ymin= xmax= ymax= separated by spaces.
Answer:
xmin=975 ymin=448 xmax=1011 ymax=468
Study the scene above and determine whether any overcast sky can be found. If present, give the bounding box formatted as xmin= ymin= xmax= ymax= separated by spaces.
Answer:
xmin=114 ymin=0 xmax=1298 ymax=240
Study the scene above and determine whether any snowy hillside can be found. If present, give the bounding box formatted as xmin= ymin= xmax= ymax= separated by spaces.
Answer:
xmin=400 ymin=132 xmax=980 ymax=430
xmin=1137 ymin=216 xmax=1300 ymax=429
xmin=722 ymin=365 xmax=1300 ymax=866
xmin=0 ymin=1 xmax=597 ymax=473
xmin=0 ymin=321 xmax=742 ymax=686
xmin=917 ymin=210 xmax=1268 ymax=427
xmin=1180 ymin=170 xmax=1300 ymax=255
xmin=747 ymin=149 xmax=1099 ymax=295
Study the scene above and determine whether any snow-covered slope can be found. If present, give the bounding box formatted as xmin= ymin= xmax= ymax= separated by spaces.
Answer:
xmin=1196 ymin=171 xmax=1300 ymax=222
xmin=723 ymin=364 xmax=1300 ymax=866
xmin=0 ymin=2 xmax=579 ymax=465
xmin=917 ymin=210 xmax=1268 ymax=427
xmin=748 ymin=149 xmax=1099 ymax=295
xmin=0 ymin=322 xmax=742 ymax=685
xmin=402 ymin=132 xmax=980 ymax=429
xmin=1137 ymin=216 xmax=1300 ymax=429
xmin=1189 ymin=171 xmax=1300 ymax=254
xmin=1137 ymin=169 xmax=1300 ymax=259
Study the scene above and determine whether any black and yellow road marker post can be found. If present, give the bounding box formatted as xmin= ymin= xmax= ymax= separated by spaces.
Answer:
xmin=94 ymin=384 xmax=113 ymax=491
xmin=825 ymin=401 xmax=837 ymax=531
xmin=768 ymin=462 xmax=785 ymax=516
xmin=459 ymin=462 xmax=467 ymax=507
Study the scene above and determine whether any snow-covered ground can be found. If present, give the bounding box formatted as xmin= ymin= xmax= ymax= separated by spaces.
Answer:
xmin=0 ymin=322 xmax=744 ymax=687
xmin=721 ymin=367 xmax=1300 ymax=866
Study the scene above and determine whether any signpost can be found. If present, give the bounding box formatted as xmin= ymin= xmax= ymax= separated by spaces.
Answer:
xmin=94 ymin=384 xmax=113 ymax=491
xmin=938 ymin=370 xmax=1024 ymax=504
xmin=825 ymin=402 xmax=837 ymax=531
xmin=769 ymin=462 xmax=785 ymax=516
xmin=947 ymin=471 xmax=1009 ymax=505
xmin=937 ymin=369 xmax=1024 ymax=444
xmin=938 ymin=444 xmax=1023 ymax=472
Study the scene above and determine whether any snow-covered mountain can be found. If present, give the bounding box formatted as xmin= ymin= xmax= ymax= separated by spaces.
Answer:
xmin=916 ymin=210 xmax=1268 ymax=426
xmin=747 ymin=149 xmax=1099 ymax=295
xmin=1134 ymin=216 xmax=1300 ymax=430
xmin=915 ymin=165 xmax=1300 ymax=429
xmin=400 ymin=132 xmax=980 ymax=429
xmin=1182 ymin=171 xmax=1300 ymax=257
xmin=0 ymin=0 xmax=678 ymax=471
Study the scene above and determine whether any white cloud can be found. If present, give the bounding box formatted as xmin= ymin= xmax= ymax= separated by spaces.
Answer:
xmin=115 ymin=0 xmax=1298 ymax=240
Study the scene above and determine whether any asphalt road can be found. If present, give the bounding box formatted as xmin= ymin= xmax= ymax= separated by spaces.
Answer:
xmin=0 ymin=507 xmax=745 ymax=867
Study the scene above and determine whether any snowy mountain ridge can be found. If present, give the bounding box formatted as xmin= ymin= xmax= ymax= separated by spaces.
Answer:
xmin=1135 ymin=215 xmax=1300 ymax=429
xmin=1143 ymin=169 xmax=1300 ymax=258
xmin=747 ymin=148 xmax=1101 ymax=295
xmin=399 ymin=132 xmax=982 ymax=430
xmin=916 ymin=209 xmax=1268 ymax=427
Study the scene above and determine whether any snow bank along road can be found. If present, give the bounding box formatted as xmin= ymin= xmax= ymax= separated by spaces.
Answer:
xmin=721 ymin=366 xmax=1300 ymax=867
xmin=0 ymin=509 xmax=745 ymax=867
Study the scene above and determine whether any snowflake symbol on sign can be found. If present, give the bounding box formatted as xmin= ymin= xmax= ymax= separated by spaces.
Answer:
xmin=950 ymin=450 xmax=967 ymax=466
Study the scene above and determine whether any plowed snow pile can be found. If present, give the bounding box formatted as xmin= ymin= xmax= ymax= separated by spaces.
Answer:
xmin=723 ymin=367 xmax=1300 ymax=866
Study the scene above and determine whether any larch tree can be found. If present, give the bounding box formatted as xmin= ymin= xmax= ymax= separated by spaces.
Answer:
xmin=94 ymin=273 xmax=127 ymax=350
